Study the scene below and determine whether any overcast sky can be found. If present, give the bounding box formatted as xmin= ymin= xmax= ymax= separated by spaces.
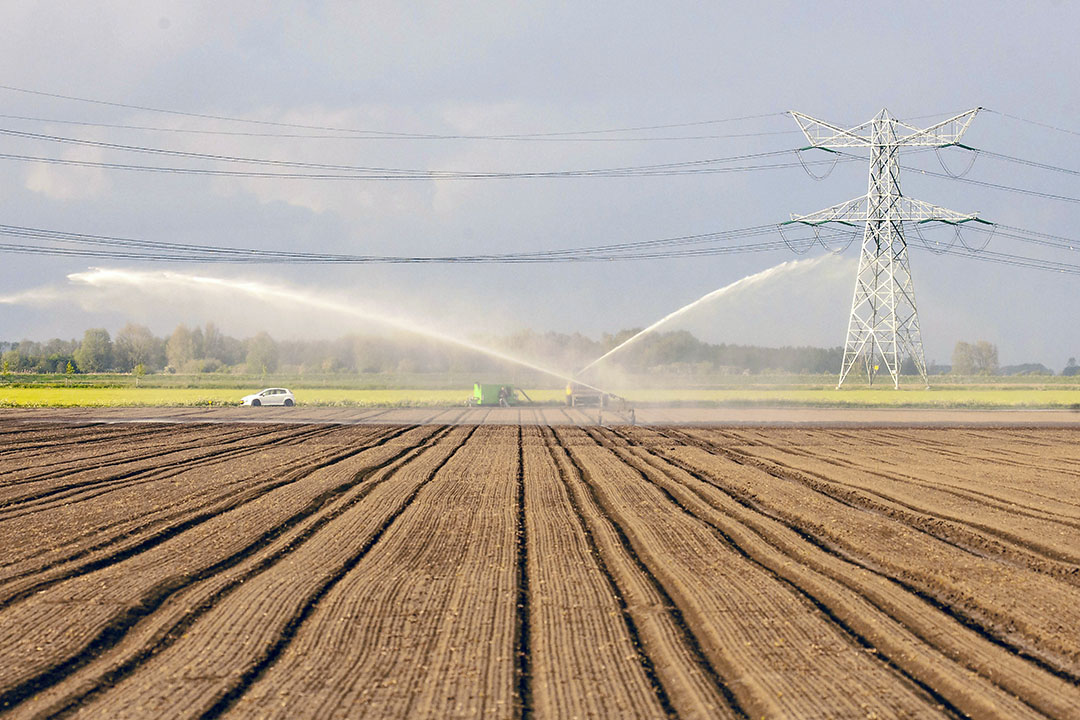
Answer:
xmin=1 ymin=1 xmax=1078 ymax=369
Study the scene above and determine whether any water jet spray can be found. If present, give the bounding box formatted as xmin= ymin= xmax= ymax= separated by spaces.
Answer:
xmin=578 ymin=256 xmax=832 ymax=375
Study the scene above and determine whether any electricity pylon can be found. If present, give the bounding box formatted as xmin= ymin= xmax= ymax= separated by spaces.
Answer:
xmin=787 ymin=108 xmax=983 ymax=389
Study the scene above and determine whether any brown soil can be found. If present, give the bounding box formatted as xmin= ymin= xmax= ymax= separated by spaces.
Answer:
xmin=7 ymin=405 xmax=1080 ymax=427
xmin=1 ymin=419 xmax=1077 ymax=718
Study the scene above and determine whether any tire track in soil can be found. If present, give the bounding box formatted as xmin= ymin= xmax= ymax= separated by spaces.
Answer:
xmin=0 ymin=421 xmax=100 ymax=441
xmin=681 ymin=428 xmax=1080 ymax=585
xmin=557 ymin=406 xmax=594 ymax=427
xmin=933 ymin=429 xmax=1080 ymax=475
xmin=836 ymin=428 xmax=1080 ymax=494
xmin=0 ymin=424 xmax=332 ymax=514
xmin=0 ymin=424 xmax=261 ymax=485
xmin=605 ymin=427 xmax=1077 ymax=719
xmin=537 ymin=426 xmax=681 ymax=719
xmin=0 ymin=423 xmax=455 ymax=716
xmin=0 ymin=423 xmax=180 ymax=454
xmin=551 ymin=427 xmax=746 ymax=719
xmin=512 ymin=424 xmax=532 ymax=719
xmin=650 ymin=427 xmax=1080 ymax=697
xmin=193 ymin=424 xmax=480 ymax=720
xmin=0 ymin=426 xmax=397 ymax=591
xmin=739 ymin=430 xmax=1080 ymax=543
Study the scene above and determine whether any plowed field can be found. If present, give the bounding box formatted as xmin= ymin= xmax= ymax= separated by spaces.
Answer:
xmin=1 ymin=418 xmax=1078 ymax=718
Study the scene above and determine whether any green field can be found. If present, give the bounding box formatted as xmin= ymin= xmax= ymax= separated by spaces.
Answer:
xmin=2 ymin=382 xmax=1080 ymax=408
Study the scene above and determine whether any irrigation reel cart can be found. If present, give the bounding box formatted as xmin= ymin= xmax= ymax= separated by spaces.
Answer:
xmin=566 ymin=382 xmax=636 ymax=425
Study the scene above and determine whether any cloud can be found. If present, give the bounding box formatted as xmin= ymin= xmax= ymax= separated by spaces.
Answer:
xmin=24 ymin=144 xmax=111 ymax=200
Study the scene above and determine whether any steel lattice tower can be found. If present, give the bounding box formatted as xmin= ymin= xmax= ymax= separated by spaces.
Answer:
xmin=787 ymin=108 xmax=982 ymax=389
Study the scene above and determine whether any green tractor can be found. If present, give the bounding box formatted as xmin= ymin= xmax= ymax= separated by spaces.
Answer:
xmin=468 ymin=383 xmax=533 ymax=407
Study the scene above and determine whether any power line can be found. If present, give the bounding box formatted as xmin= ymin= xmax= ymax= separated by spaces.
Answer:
xmin=5 ymin=219 xmax=1080 ymax=278
xmin=961 ymin=221 xmax=1080 ymax=253
xmin=904 ymin=162 xmax=1080 ymax=204
xmin=914 ymin=243 xmax=1080 ymax=275
xmin=0 ymin=122 xmax=778 ymax=171
xmin=826 ymin=149 xmax=1080 ymax=205
xmin=0 ymin=84 xmax=791 ymax=141
xmin=0 ymin=130 xmax=857 ymax=180
xmin=0 ymin=113 xmax=802 ymax=142
xmin=0 ymin=221 xmax=836 ymax=264
xmin=984 ymin=108 xmax=1080 ymax=139
xmin=958 ymin=146 xmax=1080 ymax=178
xmin=0 ymin=240 xmax=811 ymax=263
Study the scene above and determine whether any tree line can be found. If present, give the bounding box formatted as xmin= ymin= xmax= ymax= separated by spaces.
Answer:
xmin=1 ymin=324 xmax=849 ymax=376
xmin=1 ymin=325 xmax=1072 ymax=376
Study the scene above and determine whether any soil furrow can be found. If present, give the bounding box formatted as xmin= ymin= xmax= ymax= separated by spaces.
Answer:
xmin=2 ymin=418 xmax=1077 ymax=719
xmin=682 ymin=429 xmax=1080 ymax=583
xmin=0 ymin=426 xmax=395 ymax=588
xmin=593 ymin=428 xmax=970 ymax=716
xmin=734 ymin=431 xmax=1080 ymax=548
xmin=655 ymin=428 xmax=1080 ymax=683
xmin=0 ymin=425 xmax=416 ymax=611
xmin=0 ymin=423 xmax=173 ymax=454
xmin=552 ymin=427 xmax=747 ymax=719
xmin=612 ymin=427 xmax=1076 ymax=718
xmin=535 ymin=426 xmax=681 ymax=719
xmin=0 ymin=424 xmax=261 ymax=484
xmin=0 ymin=424 xmax=443 ymax=715
xmin=747 ymin=429 xmax=1080 ymax=519
xmin=196 ymin=425 xmax=480 ymax=719
xmin=26 ymin=425 xmax=459 ymax=719
xmin=512 ymin=425 xmax=532 ymax=719
xmin=0 ymin=425 xmax=332 ymax=512
xmin=574 ymin=427 xmax=961 ymax=718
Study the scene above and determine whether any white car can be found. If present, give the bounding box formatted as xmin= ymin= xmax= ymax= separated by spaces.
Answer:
xmin=241 ymin=388 xmax=295 ymax=407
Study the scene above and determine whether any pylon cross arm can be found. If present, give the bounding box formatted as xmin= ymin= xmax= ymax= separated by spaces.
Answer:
xmin=891 ymin=108 xmax=981 ymax=146
xmin=896 ymin=197 xmax=980 ymax=223
xmin=787 ymin=195 xmax=866 ymax=225
xmin=789 ymin=111 xmax=875 ymax=147
xmin=788 ymin=195 xmax=980 ymax=225
xmin=790 ymin=108 xmax=979 ymax=149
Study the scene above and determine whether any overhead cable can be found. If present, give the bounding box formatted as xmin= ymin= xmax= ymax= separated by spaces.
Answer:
xmin=984 ymin=108 xmax=1080 ymax=138
xmin=832 ymin=150 xmax=1080 ymax=205
xmin=0 ymin=112 xmax=801 ymax=143
xmin=0 ymin=221 xmax=832 ymax=264
xmin=5 ymin=219 xmax=1080 ymax=277
xmin=0 ymin=84 xmax=790 ymax=141
xmin=0 ymin=141 xmax=855 ymax=180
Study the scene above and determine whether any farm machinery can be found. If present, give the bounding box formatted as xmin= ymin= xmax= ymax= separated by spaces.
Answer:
xmin=565 ymin=381 xmax=636 ymax=425
xmin=467 ymin=380 xmax=636 ymax=425
xmin=468 ymin=383 xmax=534 ymax=407
xmin=564 ymin=381 xmax=608 ymax=407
